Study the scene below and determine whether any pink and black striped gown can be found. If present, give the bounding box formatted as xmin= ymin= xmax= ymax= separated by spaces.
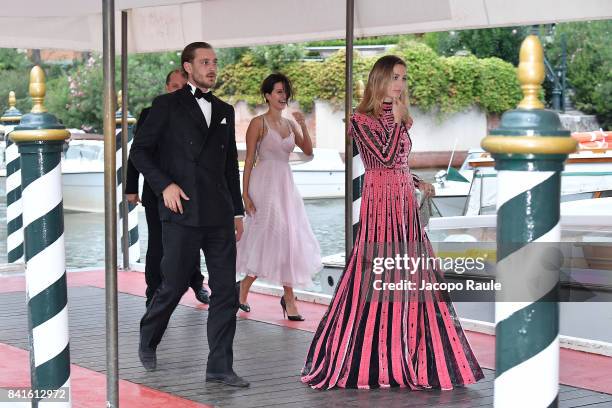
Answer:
xmin=301 ymin=102 xmax=484 ymax=390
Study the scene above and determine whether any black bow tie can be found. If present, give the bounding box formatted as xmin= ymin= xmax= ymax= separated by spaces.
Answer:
xmin=194 ymin=88 xmax=212 ymax=102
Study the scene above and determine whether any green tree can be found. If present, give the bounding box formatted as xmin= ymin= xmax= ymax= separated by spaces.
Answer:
xmin=546 ymin=21 xmax=612 ymax=129
xmin=423 ymin=27 xmax=528 ymax=65
xmin=250 ymin=44 xmax=305 ymax=71
xmin=0 ymin=70 xmax=31 ymax=115
xmin=0 ymin=49 xmax=30 ymax=71
xmin=216 ymin=47 xmax=249 ymax=69
xmin=46 ymin=51 xmax=182 ymax=132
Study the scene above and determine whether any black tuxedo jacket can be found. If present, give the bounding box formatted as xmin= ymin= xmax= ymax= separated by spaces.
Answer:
xmin=130 ymin=85 xmax=244 ymax=227
xmin=125 ymin=107 xmax=157 ymax=208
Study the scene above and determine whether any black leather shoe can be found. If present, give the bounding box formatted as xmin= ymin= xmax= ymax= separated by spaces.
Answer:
xmin=194 ymin=287 xmax=210 ymax=304
xmin=206 ymin=372 xmax=250 ymax=388
xmin=138 ymin=345 xmax=157 ymax=371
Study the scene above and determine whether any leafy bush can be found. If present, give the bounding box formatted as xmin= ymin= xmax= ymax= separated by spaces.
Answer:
xmin=217 ymin=42 xmax=521 ymax=116
xmin=7 ymin=42 xmax=522 ymax=131
xmin=393 ymin=41 xmax=449 ymax=112
xmin=283 ymin=60 xmax=320 ymax=110
xmin=216 ymin=52 xmax=269 ymax=106
xmin=474 ymin=58 xmax=522 ymax=114
xmin=311 ymin=49 xmax=371 ymax=108
xmin=439 ymin=55 xmax=479 ymax=114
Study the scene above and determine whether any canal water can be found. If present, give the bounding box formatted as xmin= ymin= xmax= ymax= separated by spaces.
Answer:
xmin=0 ymin=169 xmax=438 ymax=285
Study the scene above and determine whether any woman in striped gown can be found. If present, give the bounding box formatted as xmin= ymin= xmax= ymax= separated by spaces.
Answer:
xmin=301 ymin=55 xmax=484 ymax=390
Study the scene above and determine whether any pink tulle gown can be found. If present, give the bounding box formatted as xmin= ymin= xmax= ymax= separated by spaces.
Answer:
xmin=301 ymin=102 xmax=484 ymax=390
xmin=236 ymin=116 xmax=322 ymax=288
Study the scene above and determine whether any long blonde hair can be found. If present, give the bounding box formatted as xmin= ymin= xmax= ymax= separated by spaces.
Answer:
xmin=356 ymin=55 xmax=409 ymax=117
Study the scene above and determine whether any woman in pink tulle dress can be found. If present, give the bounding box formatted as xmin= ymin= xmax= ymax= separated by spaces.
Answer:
xmin=301 ymin=56 xmax=484 ymax=390
xmin=236 ymin=73 xmax=322 ymax=320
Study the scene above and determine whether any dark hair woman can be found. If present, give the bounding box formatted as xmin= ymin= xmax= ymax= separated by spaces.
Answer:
xmin=236 ymin=73 xmax=322 ymax=320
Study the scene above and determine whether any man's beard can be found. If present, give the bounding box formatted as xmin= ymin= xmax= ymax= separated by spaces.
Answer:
xmin=193 ymin=73 xmax=215 ymax=90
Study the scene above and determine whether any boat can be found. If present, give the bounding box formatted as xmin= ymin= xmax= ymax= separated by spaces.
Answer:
xmin=420 ymin=198 xmax=612 ymax=345
xmin=61 ymin=138 xmax=345 ymax=213
xmin=432 ymin=146 xmax=612 ymax=217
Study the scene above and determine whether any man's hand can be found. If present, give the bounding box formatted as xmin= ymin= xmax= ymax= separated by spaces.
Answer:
xmin=126 ymin=193 xmax=140 ymax=205
xmin=235 ymin=217 xmax=244 ymax=242
xmin=162 ymin=183 xmax=189 ymax=214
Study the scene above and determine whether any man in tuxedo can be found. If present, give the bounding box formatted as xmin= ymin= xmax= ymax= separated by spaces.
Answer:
xmin=131 ymin=42 xmax=248 ymax=387
xmin=125 ymin=69 xmax=210 ymax=307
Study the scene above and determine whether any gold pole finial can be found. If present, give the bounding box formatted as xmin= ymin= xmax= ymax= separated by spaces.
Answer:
xmin=356 ymin=79 xmax=365 ymax=100
xmin=517 ymin=34 xmax=545 ymax=110
xmin=29 ymin=66 xmax=47 ymax=113
xmin=8 ymin=91 xmax=16 ymax=108
xmin=117 ymin=90 xmax=122 ymax=110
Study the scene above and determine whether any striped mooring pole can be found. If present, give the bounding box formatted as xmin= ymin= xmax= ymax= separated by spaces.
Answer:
xmin=10 ymin=67 xmax=72 ymax=407
xmin=2 ymin=91 xmax=24 ymax=264
xmin=482 ymin=35 xmax=576 ymax=407
xmin=115 ymin=90 xmax=140 ymax=266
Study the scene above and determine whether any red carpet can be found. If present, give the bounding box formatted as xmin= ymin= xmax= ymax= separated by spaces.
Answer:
xmin=0 ymin=343 xmax=211 ymax=408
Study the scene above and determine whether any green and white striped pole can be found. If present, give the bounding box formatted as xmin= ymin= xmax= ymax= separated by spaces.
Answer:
xmin=115 ymin=91 xmax=140 ymax=266
xmin=482 ymin=35 xmax=576 ymax=408
xmin=11 ymin=66 xmax=72 ymax=408
xmin=2 ymin=91 xmax=24 ymax=264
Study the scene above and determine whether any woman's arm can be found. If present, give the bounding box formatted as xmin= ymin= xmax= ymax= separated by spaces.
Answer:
xmin=351 ymin=115 xmax=403 ymax=166
xmin=290 ymin=112 xmax=313 ymax=156
xmin=242 ymin=116 xmax=262 ymax=215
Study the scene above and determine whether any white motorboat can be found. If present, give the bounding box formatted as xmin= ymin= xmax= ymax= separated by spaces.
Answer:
xmin=61 ymin=139 xmax=345 ymax=213
xmin=424 ymin=198 xmax=612 ymax=345
xmin=432 ymin=148 xmax=612 ymax=217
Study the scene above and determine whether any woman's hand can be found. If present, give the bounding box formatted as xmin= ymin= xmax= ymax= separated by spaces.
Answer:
xmin=392 ymin=98 xmax=403 ymax=124
xmin=243 ymin=194 xmax=256 ymax=216
xmin=405 ymin=115 xmax=414 ymax=130
xmin=418 ymin=182 xmax=435 ymax=198
xmin=393 ymin=97 xmax=412 ymax=127
xmin=392 ymin=98 xmax=411 ymax=125
xmin=291 ymin=111 xmax=306 ymax=127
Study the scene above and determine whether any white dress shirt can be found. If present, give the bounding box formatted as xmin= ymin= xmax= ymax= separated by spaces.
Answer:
xmin=188 ymin=82 xmax=211 ymax=127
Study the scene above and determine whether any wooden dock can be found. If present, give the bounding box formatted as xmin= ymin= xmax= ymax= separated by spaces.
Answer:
xmin=1 ymin=282 xmax=612 ymax=407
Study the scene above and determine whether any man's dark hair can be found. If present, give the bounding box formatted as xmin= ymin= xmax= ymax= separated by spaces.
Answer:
xmin=165 ymin=69 xmax=187 ymax=85
xmin=180 ymin=42 xmax=213 ymax=73
xmin=260 ymin=73 xmax=293 ymax=102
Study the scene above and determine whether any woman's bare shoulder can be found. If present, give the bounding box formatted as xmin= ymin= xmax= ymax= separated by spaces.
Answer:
xmin=248 ymin=115 xmax=265 ymax=129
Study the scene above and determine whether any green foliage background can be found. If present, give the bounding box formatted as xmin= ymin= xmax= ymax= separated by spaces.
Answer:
xmin=546 ymin=20 xmax=612 ymax=129
xmin=0 ymin=22 xmax=608 ymax=132
xmin=215 ymin=41 xmax=521 ymax=116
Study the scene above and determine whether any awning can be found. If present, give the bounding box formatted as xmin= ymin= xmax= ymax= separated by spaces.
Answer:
xmin=0 ymin=0 xmax=610 ymax=52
